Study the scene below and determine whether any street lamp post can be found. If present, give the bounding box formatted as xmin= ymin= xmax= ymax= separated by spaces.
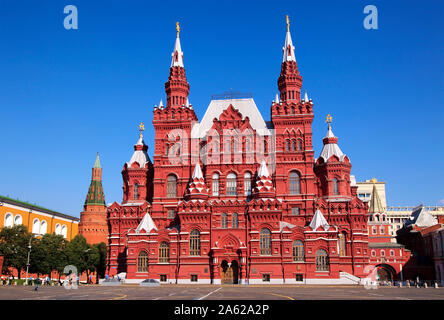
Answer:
xmin=25 ymin=236 xmax=32 ymax=285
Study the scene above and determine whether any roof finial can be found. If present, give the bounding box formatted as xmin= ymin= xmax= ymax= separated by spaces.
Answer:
xmin=139 ymin=122 xmax=145 ymax=133
xmin=371 ymin=177 xmax=377 ymax=184
xmin=326 ymin=114 xmax=332 ymax=129
xmin=176 ymin=21 xmax=180 ymax=38
xmin=286 ymin=15 xmax=290 ymax=32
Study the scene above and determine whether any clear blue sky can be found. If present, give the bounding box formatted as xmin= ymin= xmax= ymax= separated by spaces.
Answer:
xmin=0 ymin=0 xmax=443 ymax=217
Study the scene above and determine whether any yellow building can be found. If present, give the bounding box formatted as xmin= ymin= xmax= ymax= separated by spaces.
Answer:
xmin=0 ymin=195 xmax=79 ymax=241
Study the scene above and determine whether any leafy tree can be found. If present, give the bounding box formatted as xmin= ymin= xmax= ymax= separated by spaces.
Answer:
xmin=64 ymin=234 xmax=90 ymax=275
xmin=0 ymin=225 xmax=32 ymax=278
xmin=29 ymin=234 xmax=67 ymax=278
xmin=93 ymin=242 xmax=107 ymax=283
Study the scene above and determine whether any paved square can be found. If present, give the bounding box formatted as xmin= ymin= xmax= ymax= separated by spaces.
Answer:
xmin=0 ymin=284 xmax=443 ymax=300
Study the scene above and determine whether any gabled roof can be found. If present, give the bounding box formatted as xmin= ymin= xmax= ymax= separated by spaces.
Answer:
xmin=191 ymin=98 xmax=271 ymax=138
xmin=135 ymin=212 xmax=157 ymax=234
xmin=309 ymin=209 xmax=331 ymax=231
xmin=404 ymin=205 xmax=438 ymax=228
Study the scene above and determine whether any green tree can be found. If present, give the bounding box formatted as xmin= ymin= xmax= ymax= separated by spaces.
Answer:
xmin=93 ymin=242 xmax=107 ymax=283
xmin=0 ymin=225 xmax=32 ymax=278
xmin=29 ymin=234 xmax=67 ymax=278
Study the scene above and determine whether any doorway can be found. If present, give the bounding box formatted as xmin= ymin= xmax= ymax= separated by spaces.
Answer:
xmin=220 ymin=260 xmax=239 ymax=284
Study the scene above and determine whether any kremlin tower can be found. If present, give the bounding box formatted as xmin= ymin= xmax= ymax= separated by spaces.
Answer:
xmin=79 ymin=153 xmax=108 ymax=244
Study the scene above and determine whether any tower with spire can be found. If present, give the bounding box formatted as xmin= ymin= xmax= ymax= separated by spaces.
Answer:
xmin=122 ymin=123 xmax=153 ymax=203
xmin=271 ymin=15 xmax=316 ymax=218
xmin=314 ymin=114 xmax=352 ymax=198
xmin=152 ymin=21 xmax=198 ymax=225
xmin=79 ymin=153 xmax=108 ymax=244
xmin=104 ymin=17 xmax=373 ymax=283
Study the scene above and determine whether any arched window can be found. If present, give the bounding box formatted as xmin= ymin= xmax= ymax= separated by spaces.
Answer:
xmin=226 ymin=173 xmax=237 ymax=196
xmin=61 ymin=225 xmax=67 ymax=238
xmin=244 ymin=172 xmax=252 ymax=196
xmin=225 ymin=140 xmax=231 ymax=153
xmin=212 ymin=173 xmax=220 ymax=196
xmin=371 ymin=250 xmax=376 ymax=257
xmin=137 ymin=251 xmax=148 ymax=272
xmin=289 ymin=171 xmax=300 ymax=194
xmin=175 ymin=143 xmax=181 ymax=156
xmin=13 ymin=214 xmax=22 ymax=226
xmin=245 ymin=139 xmax=251 ymax=152
xmin=165 ymin=144 xmax=169 ymax=156
xmin=332 ymin=178 xmax=339 ymax=195
xmin=32 ymin=219 xmax=40 ymax=234
xmin=221 ymin=213 xmax=228 ymax=229
xmin=134 ymin=183 xmax=139 ymax=200
xmin=4 ymin=213 xmax=13 ymax=227
xmin=286 ymin=140 xmax=290 ymax=151
xmin=293 ymin=240 xmax=304 ymax=261
xmin=380 ymin=250 xmax=385 ymax=257
xmin=167 ymin=175 xmax=177 ymax=198
xmin=232 ymin=213 xmax=238 ymax=229
xmin=292 ymin=140 xmax=296 ymax=151
xmin=338 ymin=232 xmax=346 ymax=256
xmin=159 ymin=242 xmax=169 ymax=263
xmin=297 ymin=139 xmax=303 ymax=151
xmin=264 ymin=140 xmax=268 ymax=153
xmin=55 ymin=224 xmax=61 ymax=235
xmin=316 ymin=249 xmax=329 ymax=271
xmin=40 ymin=220 xmax=47 ymax=235
xmin=260 ymin=228 xmax=271 ymax=255
xmin=190 ymin=229 xmax=200 ymax=256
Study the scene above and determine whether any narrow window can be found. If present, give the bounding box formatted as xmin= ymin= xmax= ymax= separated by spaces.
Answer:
xmin=137 ymin=251 xmax=148 ymax=272
xmin=332 ymin=178 xmax=339 ymax=195
xmin=166 ymin=175 xmax=177 ymax=198
xmin=293 ymin=240 xmax=304 ymax=261
xmin=134 ymin=183 xmax=139 ymax=200
xmin=226 ymin=173 xmax=237 ymax=196
xmin=244 ymin=172 xmax=252 ymax=196
xmin=260 ymin=228 xmax=271 ymax=255
xmin=221 ymin=213 xmax=228 ymax=229
xmin=232 ymin=213 xmax=238 ymax=229
xmin=289 ymin=171 xmax=300 ymax=194
xmin=190 ymin=230 xmax=200 ymax=256
xmin=159 ymin=242 xmax=169 ymax=263
xmin=316 ymin=249 xmax=329 ymax=272
xmin=212 ymin=173 xmax=220 ymax=196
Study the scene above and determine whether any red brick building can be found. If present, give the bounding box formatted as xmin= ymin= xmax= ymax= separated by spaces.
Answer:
xmin=106 ymin=20 xmax=371 ymax=284
xmin=79 ymin=153 xmax=108 ymax=245
xmin=366 ymin=180 xmax=411 ymax=281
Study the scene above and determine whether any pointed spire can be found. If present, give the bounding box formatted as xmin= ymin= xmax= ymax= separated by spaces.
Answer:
xmin=258 ymin=160 xmax=270 ymax=177
xmin=368 ymin=178 xmax=384 ymax=214
xmin=93 ymin=152 xmax=101 ymax=168
xmin=309 ymin=209 xmax=331 ymax=231
xmin=127 ymin=123 xmax=150 ymax=168
xmin=171 ymin=21 xmax=184 ymax=68
xmin=319 ymin=118 xmax=346 ymax=162
xmin=275 ymin=93 xmax=280 ymax=104
xmin=186 ymin=98 xmax=190 ymax=108
xmin=185 ymin=163 xmax=209 ymax=199
xmin=192 ymin=162 xmax=203 ymax=179
xmin=283 ymin=15 xmax=296 ymax=63
xmin=85 ymin=153 xmax=105 ymax=206
xmin=253 ymin=160 xmax=275 ymax=197
xmin=159 ymin=99 xmax=164 ymax=108
xmin=135 ymin=212 xmax=158 ymax=234
xmin=304 ymin=91 xmax=309 ymax=103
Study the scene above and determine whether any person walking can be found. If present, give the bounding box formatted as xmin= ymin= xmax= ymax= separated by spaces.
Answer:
xmin=34 ymin=278 xmax=39 ymax=291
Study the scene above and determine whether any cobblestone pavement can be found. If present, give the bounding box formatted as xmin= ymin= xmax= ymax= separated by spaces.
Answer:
xmin=0 ymin=284 xmax=443 ymax=300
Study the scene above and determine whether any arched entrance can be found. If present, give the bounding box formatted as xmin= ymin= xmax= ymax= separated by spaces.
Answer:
xmin=375 ymin=264 xmax=396 ymax=281
xmin=220 ymin=260 xmax=239 ymax=284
